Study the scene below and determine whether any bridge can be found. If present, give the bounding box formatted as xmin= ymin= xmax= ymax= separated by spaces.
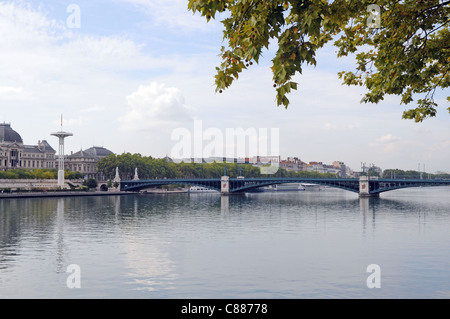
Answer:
xmin=120 ymin=176 xmax=450 ymax=197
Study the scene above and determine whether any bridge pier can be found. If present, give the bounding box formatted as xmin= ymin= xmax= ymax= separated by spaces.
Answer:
xmin=359 ymin=176 xmax=379 ymax=197
xmin=221 ymin=176 xmax=230 ymax=195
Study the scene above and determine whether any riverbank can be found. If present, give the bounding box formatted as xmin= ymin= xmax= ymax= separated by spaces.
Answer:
xmin=0 ymin=191 xmax=137 ymax=199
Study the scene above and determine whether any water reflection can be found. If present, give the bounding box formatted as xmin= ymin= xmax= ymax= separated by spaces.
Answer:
xmin=0 ymin=187 xmax=449 ymax=298
xmin=221 ymin=195 xmax=229 ymax=214
xmin=55 ymin=199 xmax=65 ymax=274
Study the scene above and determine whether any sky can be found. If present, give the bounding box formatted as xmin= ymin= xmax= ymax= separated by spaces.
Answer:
xmin=0 ymin=0 xmax=449 ymax=173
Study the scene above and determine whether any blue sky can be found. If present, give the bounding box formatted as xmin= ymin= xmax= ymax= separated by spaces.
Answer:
xmin=0 ymin=0 xmax=449 ymax=173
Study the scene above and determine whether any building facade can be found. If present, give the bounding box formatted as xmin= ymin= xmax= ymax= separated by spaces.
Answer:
xmin=64 ymin=146 xmax=113 ymax=181
xmin=332 ymin=161 xmax=347 ymax=178
xmin=280 ymin=157 xmax=307 ymax=172
xmin=0 ymin=123 xmax=56 ymax=170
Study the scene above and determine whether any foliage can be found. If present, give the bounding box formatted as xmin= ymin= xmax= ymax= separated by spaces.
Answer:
xmin=382 ymin=168 xmax=450 ymax=179
xmin=0 ymin=169 xmax=83 ymax=180
xmin=65 ymin=171 xmax=83 ymax=180
xmin=83 ymin=178 xmax=98 ymax=189
xmin=188 ymin=0 xmax=449 ymax=121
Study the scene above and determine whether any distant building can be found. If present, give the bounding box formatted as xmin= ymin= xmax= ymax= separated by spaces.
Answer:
xmin=307 ymin=161 xmax=324 ymax=173
xmin=64 ymin=146 xmax=113 ymax=181
xmin=332 ymin=161 xmax=347 ymax=178
xmin=280 ymin=157 xmax=307 ymax=172
xmin=0 ymin=123 xmax=56 ymax=170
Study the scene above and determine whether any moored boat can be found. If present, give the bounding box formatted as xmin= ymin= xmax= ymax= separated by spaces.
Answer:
xmin=263 ymin=183 xmax=306 ymax=192
xmin=301 ymin=183 xmax=323 ymax=191
xmin=188 ymin=186 xmax=219 ymax=193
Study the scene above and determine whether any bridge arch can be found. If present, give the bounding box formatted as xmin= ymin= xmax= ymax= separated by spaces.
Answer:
xmin=121 ymin=179 xmax=221 ymax=192
xmin=229 ymin=178 xmax=360 ymax=194
xmin=370 ymin=180 xmax=450 ymax=195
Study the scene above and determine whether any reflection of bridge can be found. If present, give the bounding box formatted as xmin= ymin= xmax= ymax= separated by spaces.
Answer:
xmin=120 ymin=176 xmax=450 ymax=197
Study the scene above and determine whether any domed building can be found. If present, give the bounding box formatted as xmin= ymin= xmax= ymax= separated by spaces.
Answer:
xmin=65 ymin=146 xmax=113 ymax=180
xmin=0 ymin=123 xmax=56 ymax=170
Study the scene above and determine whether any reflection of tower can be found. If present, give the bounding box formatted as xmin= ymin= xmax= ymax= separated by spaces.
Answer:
xmin=51 ymin=116 xmax=73 ymax=188
xmin=55 ymin=198 xmax=65 ymax=273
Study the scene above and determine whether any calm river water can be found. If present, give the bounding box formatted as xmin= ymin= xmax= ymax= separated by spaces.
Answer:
xmin=1 ymin=187 xmax=449 ymax=299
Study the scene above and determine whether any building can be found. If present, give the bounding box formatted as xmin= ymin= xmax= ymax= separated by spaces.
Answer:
xmin=332 ymin=161 xmax=347 ymax=178
xmin=0 ymin=123 xmax=56 ymax=170
xmin=306 ymin=161 xmax=343 ymax=175
xmin=280 ymin=157 xmax=307 ymax=172
xmin=64 ymin=146 xmax=113 ymax=181
xmin=307 ymin=161 xmax=324 ymax=173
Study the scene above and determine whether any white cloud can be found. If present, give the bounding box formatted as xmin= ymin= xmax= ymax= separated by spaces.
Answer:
xmin=120 ymin=82 xmax=193 ymax=132
xmin=79 ymin=105 xmax=106 ymax=114
xmin=0 ymin=86 xmax=29 ymax=99
xmin=0 ymin=86 xmax=22 ymax=94
xmin=368 ymin=134 xmax=403 ymax=153
xmin=322 ymin=122 xmax=361 ymax=131
xmin=0 ymin=2 xmax=179 ymax=92
xmin=429 ymin=139 xmax=450 ymax=152
xmin=375 ymin=134 xmax=401 ymax=143
xmin=121 ymin=0 xmax=221 ymax=31
xmin=53 ymin=116 xmax=91 ymax=128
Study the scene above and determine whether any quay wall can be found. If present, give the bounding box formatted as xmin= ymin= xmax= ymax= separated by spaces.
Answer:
xmin=0 ymin=179 xmax=61 ymax=190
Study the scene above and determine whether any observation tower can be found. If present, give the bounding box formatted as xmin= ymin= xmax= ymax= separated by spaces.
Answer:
xmin=51 ymin=116 xmax=73 ymax=187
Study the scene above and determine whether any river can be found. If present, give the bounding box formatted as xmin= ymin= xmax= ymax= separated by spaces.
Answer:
xmin=1 ymin=187 xmax=449 ymax=299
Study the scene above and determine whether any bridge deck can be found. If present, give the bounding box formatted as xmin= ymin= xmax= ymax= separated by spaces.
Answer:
xmin=120 ymin=177 xmax=450 ymax=195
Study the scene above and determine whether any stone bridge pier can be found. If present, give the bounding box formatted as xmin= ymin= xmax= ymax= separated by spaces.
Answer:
xmin=221 ymin=176 xmax=230 ymax=194
xmin=359 ymin=176 xmax=379 ymax=197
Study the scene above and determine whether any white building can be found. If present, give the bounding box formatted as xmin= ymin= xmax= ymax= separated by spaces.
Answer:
xmin=0 ymin=123 xmax=56 ymax=170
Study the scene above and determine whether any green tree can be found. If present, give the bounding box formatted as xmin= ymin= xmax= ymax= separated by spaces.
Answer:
xmin=84 ymin=178 xmax=98 ymax=189
xmin=66 ymin=171 xmax=83 ymax=180
xmin=188 ymin=0 xmax=449 ymax=122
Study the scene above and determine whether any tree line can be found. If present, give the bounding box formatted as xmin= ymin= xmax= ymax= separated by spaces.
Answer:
xmin=0 ymin=169 xmax=83 ymax=180
xmin=382 ymin=169 xmax=450 ymax=180
xmin=97 ymin=153 xmax=338 ymax=180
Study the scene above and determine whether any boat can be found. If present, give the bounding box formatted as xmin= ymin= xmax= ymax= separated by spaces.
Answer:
xmin=301 ymin=183 xmax=323 ymax=191
xmin=263 ymin=183 xmax=306 ymax=192
xmin=188 ymin=186 xmax=219 ymax=193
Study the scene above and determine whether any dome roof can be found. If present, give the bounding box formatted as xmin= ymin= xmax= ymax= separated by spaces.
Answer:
xmin=68 ymin=146 xmax=113 ymax=159
xmin=88 ymin=146 xmax=113 ymax=158
xmin=0 ymin=123 xmax=23 ymax=144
